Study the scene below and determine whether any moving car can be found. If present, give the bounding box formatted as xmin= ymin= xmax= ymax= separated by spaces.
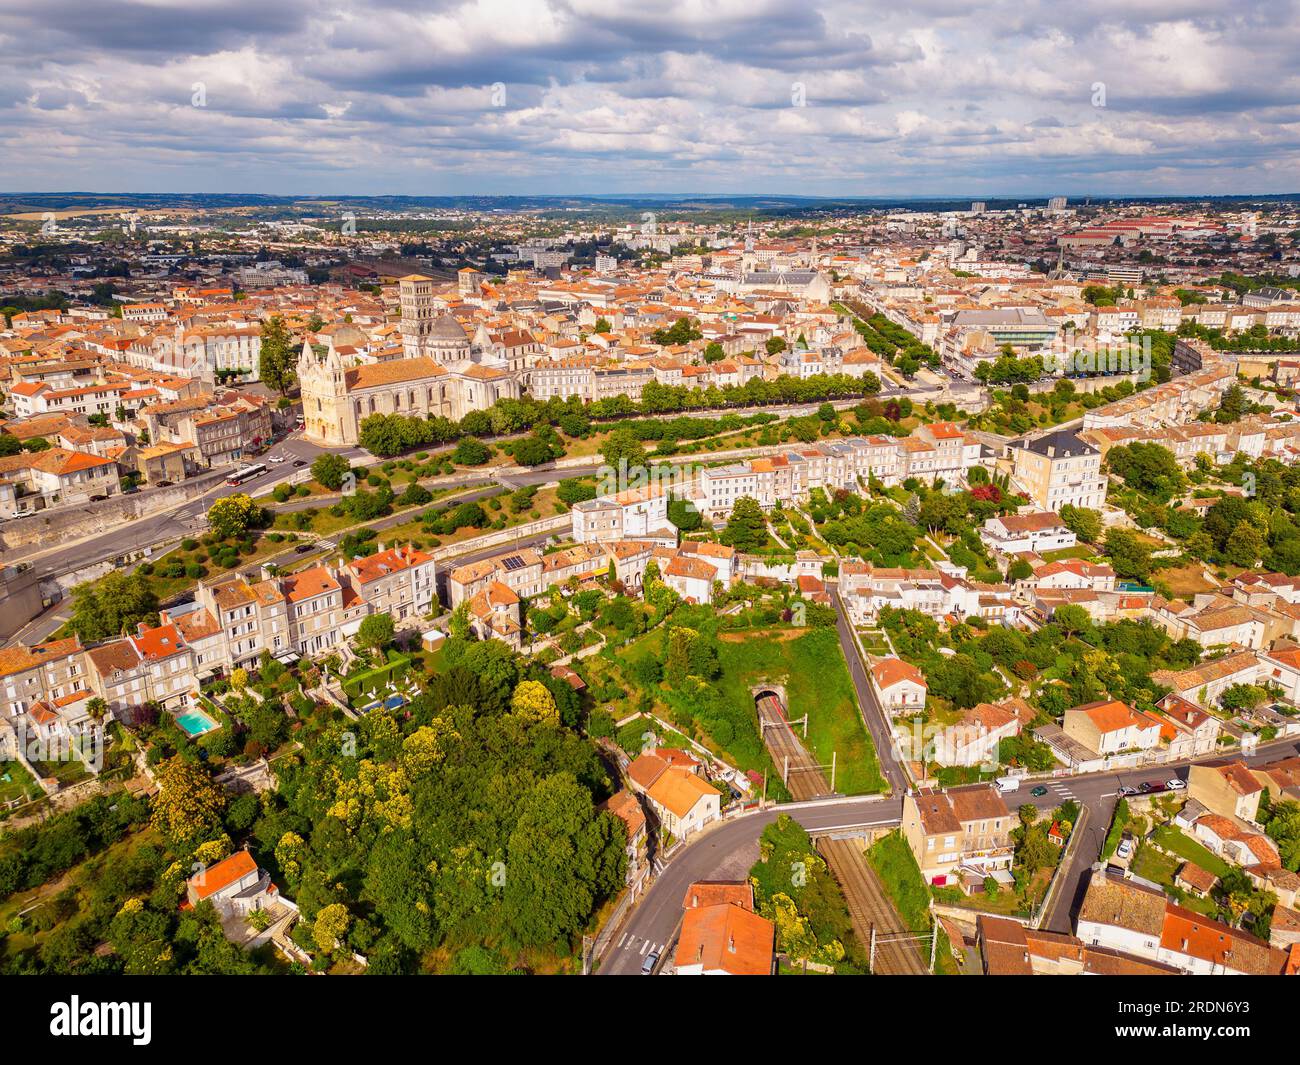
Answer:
xmin=1030 ymin=785 xmax=1048 ymax=798
xmin=294 ymin=543 xmax=318 ymax=554
xmin=293 ymin=459 xmax=307 ymax=467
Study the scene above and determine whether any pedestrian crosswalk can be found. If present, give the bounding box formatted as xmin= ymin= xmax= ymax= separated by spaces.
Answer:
xmin=616 ymin=932 xmax=666 ymax=958
xmin=1049 ymin=782 xmax=1077 ymax=802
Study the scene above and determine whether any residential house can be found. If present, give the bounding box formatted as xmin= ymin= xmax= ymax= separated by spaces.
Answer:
xmin=901 ymin=784 xmax=1014 ymax=887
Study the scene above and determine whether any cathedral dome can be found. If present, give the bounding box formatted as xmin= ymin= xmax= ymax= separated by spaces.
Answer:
xmin=428 ymin=314 xmax=468 ymax=341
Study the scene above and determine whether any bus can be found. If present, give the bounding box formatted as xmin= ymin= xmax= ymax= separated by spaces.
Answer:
xmin=226 ymin=462 xmax=267 ymax=486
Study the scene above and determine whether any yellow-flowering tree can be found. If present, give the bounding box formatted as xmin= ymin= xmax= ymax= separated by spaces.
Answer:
xmin=151 ymin=757 xmax=227 ymax=855
xmin=510 ymin=680 xmax=558 ymax=725
xmin=313 ymin=903 xmax=351 ymax=954
xmin=207 ymin=493 xmax=261 ymax=540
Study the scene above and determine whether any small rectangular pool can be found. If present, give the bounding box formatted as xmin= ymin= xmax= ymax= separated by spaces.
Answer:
xmin=176 ymin=708 xmax=220 ymax=737
xmin=360 ymin=694 xmax=407 ymax=713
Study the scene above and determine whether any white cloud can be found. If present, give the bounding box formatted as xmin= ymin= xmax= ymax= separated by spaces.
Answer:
xmin=0 ymin=0 xmax=1297 ymax=194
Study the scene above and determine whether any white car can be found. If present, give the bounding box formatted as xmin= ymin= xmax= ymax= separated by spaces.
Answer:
xmin=267 ymin=455 xmax=285 ymax=464
xmin=1165 ymin=778 xmax=1186 ymax=790
xmin=1116 ymin=838 xmax=1133 ymax=860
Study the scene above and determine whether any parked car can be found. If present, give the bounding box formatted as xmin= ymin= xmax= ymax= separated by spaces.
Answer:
xmin=1117 ymin=785 xmax=1138 ymax=797
xmin=1137 ymin=781 xmax=1154 ymax=793
xmin=641 ymin=951 xmax=659 ymax=975
xmin=1165 ymin=778 xmax=1186 ymax=790
xmin=1143 ymin=780 xmax=1167 ymax=794
xmin=1116 ymin=838 xmax=1133 ymax=860
xmin=1030 ymin=785 xmax=1048 ymax=798
xmin=293 ymin=459 xmax=307 ymax=468
xmin=155 ymin=479 xmax=174 ymax=488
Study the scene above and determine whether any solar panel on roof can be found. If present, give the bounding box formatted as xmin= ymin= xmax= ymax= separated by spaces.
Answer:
xmin=502 ymin=555 xmax=524 ymax=571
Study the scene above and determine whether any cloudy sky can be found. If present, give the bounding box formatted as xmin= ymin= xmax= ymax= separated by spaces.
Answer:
xmin=1 ymin=0 xmax=1298 ymax=197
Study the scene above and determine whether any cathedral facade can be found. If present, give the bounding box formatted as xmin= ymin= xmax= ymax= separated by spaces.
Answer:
xmin=298 ymin=276 xmax=520 ymax=448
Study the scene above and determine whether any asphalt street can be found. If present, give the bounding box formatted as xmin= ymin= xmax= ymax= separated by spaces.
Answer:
xmin=597 ymin=796 xmax=904 ymax=975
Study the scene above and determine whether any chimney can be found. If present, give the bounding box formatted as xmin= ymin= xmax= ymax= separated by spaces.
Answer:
xmin=1046 ymin=445 xmax=1055 ymax=458
xmin=728 ymin=934 xmax=736 ymax=954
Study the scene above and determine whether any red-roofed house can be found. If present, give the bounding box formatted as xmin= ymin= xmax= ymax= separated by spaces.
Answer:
xmin=870 ymin=657 xmax=927 ymax=715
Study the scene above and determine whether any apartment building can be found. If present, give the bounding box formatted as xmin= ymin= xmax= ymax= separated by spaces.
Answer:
xmin=345 ymin=543 xmax=437 ymax=626
xmin=901 ymin=784 xmax=1014 ymax=887
xmin=838 ymin=560 xmax=1018 ymax=626
xmin=1061 ymin=699 xmax=1162 ymax=758
xmin=0 ymin=637 xmax=89 ymax=724
xmin=570 ymin=484 xmax=674 ymax=544
xmin=980 ymin=511 xmax=1077 ymax=556
xmin=141 ymin=390 xmax=272 ymax=468
xmin=1010 ymin=429 xmax=1105 ymax=512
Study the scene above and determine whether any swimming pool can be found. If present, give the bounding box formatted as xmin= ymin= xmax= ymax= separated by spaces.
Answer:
xmin=360 ymin=694 xmax=407 ymax=713
xmin=176 ymin=708 xmax=219 ymax=737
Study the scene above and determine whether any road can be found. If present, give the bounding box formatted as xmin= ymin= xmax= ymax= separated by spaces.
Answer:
xmin=601 ymin=733 xmax=1300 ymax=972
xmin=830 ymin=586 xmax=909 ymax=793
xmin=8 ymin=434 xmax=366 ymax=582
xmin=1035 ymin=736 xmax=1300 ymax=933
xmin=597 ymin=796 xmax=904 ymax=975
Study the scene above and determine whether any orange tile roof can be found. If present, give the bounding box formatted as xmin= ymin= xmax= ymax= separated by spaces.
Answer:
xmin=188 ymin=850 xmax=258 ymax=901
xmin=871 ymin=657 xmax=926 ymax=690
xmin=676 ymin=903 xmax=774 ymax=975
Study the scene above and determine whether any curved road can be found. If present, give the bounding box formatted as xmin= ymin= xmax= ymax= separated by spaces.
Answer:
xmin=597 ymin=796 xmax=903 ymax=975
xmin=599 ymin=737 xmax=1300 ymax=974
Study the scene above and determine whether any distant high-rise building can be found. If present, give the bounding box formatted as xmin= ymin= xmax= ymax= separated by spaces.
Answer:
xmin=970 ymin=201 xmax=987 ymax=215
xmin=1048 ymin=196 xmax=1068 ymax=212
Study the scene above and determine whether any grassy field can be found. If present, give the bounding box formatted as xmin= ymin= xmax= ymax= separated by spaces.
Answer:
xmin=715 ymin=627 xmax=885 ymax=794
xmin=1156 ymin=563 xmax=1218 ymax=598
xmin=1039 ymin=544 xmax=1099 ymax=563
xmin=1150 ymin=824 xmax=1233 ymax=880
xmin=0 ymin=760 xmax=42 ymax=805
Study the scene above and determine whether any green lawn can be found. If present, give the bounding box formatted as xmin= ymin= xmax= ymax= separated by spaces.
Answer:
xmin=716 ymin=628 xmax=885 ymax=794
xmin=1039 ymin=544 xmax=1099 ymax=563
xmin=1150 ymin=824 xmax=1233 ymax=880
xmin=0 ymin=760 xmax=42 ymax=805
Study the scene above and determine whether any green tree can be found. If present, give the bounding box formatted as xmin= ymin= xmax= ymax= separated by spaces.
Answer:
xmin=357 ymin=613 xmax=395 ymax=657
xmin=600 ymin=427 xmax=645 ymax=470
xmin=311 ymin=454 xmax=351 ymax=491
xmin=69 ymin=571 xmax=159 ymax=642
xmin=258 ymin=315 xmax=296 ymax=395
xmin=721 ymin=497 xmax=767 ymax=552
xmin=151 ymin=759 xmax=227 ymax=855
xmin=452 ymin=437 xmax=491 ymax=466
xmin=1225 ymin=520 xmax=1265 ymax=567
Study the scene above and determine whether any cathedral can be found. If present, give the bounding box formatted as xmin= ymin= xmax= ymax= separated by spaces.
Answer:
xmin=298 ymin=275 xmax=520 ymax=447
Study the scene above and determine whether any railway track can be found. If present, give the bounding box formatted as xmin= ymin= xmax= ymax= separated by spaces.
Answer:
xmin=754 ymin=691 xmax=928 ymax=974
xmin=818 ymin=838 xmax=929 ymax=976
xmin=756 ymin=693 xmax=828 ymax=801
